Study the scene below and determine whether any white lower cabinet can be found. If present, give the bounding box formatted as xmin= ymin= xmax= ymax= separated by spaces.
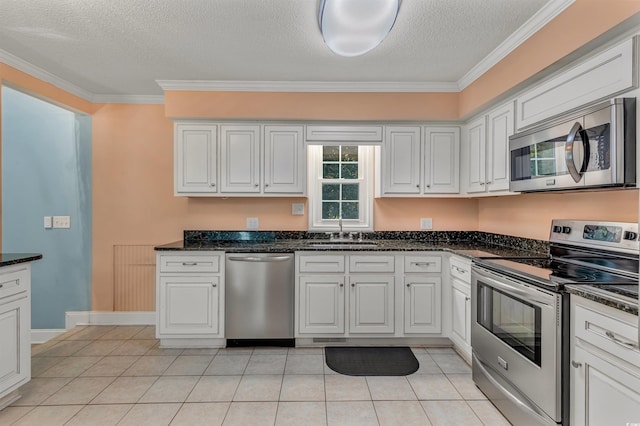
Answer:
xmin=156 ymin=252 xmax=225 ymax=347
xmin=403 ymin=276 xmax=441 ymax=334
xmin=296 ymin=252 xmax=442 ymax=339
xmin=570 ymin=296 xmax=640 ymax=425
xmin=349 ymin=275 xmax=394 ymax=334
xmin=298 ymin=275 xmax=345 ymax=334
xmin=448 ymin=255 xmax=472 ymax=362
xmin=0 ymin=264 xmax=31 ymax=408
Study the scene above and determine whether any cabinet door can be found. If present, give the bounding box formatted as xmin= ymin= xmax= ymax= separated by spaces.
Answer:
xmin=423 ymin=127 xmax=460 ymax=193
xmin=298 ymin=276 xmax=345 ymax=334
xmin=465 ymin=117 xmax=486 ymax=193
xmin=220 ymin=125 xmax=261 ymax=193
xmin=348 ymin=275 xmax=394 ymax=334
xmin=264 ymin=126 xmax=305 ymax=194
xmin=158 ymin=276 xmax=220 ymax=336
xmin=382 ymin=126 xmax=421 ymax=194
xmin=404 ymin=276 xmax=441 ymax=334
xmin=572 ymin=345 xmax=640 ymax=425
xmin=486 ymin=103 xmax=514 ymax=192
xmin=0 ymin=297 xmax=30 ymax=398
xmin=175 ymin=124 xmax=217 ymax=193
xmin=451 ymin=280 xmax=470 ymax=348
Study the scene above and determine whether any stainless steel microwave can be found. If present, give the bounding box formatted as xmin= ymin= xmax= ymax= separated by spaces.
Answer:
xmin=509 ymin=98 xmax=636 ymax=192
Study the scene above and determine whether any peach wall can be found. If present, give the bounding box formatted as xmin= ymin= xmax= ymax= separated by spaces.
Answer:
xmin=459 ymin=0 xmax=640 ymax=116
xmin=164 ymin=91 xmax=459 ymax=121
xmin=478 ymin=190 xmax=639 ymax=240
xmin=374 ymin=198 xmax=478 ymax=231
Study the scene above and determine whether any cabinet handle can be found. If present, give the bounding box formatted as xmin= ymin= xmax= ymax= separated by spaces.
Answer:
xmin=210 ymin=183 xmax=216 ymax=187
xmin=416 ymin=184 xmax=419 ymax=188
xmin=339 ymin=283 xmax=344 ymax=287
xmin=212 ymin=283 xmax=217 ymax=287
xmin=0 ymin=284 xmax=3 ymax=288
xmin=265 ymin=183 xmax=269 ymax=187
xmin=571 ymin=360 xmax=582 ymax=368
xmin=413 ymin=262 xmax=434 ymax=266
xmin=351 ymin=283 xmax=355 ymax=287
xmin=465 ymin=297 xmax=470 ymax=301
xmin=426 ymin=184 xmax=431 ymax=188
xmin=605 ymin=331 xmax=639 ymax=350
xmin=255 ymin=183 xmax=259 ymax=187
xmin=486 ymin=181 xmax=492 ymax=184
xmin=480 ymin=182 xmax=485 ymax=186
xmin=406 ymin=283 xmax=411 ymax=288
xmin=182 ymin=262 xmax=198 ymax=266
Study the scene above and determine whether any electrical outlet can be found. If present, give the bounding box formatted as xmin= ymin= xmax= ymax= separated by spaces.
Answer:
xmin=53 ymin=216 xmax=71 ymax=229
xmin=246 ymin=217 xmax=259 ymax=229
xmin=44 ymin=216 xmax=52 ymax=229
xmin=420 ymin=218 xmax=433 ymax=230
xmin=291 ymin=203 xmax=305 ymax=215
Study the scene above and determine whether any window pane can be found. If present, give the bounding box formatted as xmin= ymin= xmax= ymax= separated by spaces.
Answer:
xmin=323 ymin=164 xmax=339 ymax=179
xmin=341 ymin=183 xmax=359 ymax=200
xmin=322 ymin=183 xmax=340 ymax=200
xmin=323 ymin=146 xmax=340 ymax=161
xmin=342 ymin=202 xmax=359 ymax=219
xmin=341 ymin=164 xmax=358 ymax=179
xmin=341 ymin=146 xmax=358 ymax=162
xmin=322 ymin=202 xmax=340 ymax=219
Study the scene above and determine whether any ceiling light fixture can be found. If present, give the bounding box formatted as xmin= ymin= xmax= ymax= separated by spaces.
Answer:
xmin=319 ymin=0 xmax=400 ymax=57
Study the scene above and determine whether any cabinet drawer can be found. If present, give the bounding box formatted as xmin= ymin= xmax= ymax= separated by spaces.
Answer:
xmin=299 ymin=255 xmax=345 ymax=273
xmin=404 ymin=255 xmax=441 ymax=273
xmin=449 ymin=256 xmax=471 ymax=283
xmin=349 ymin=255 xmax=395 ymax=273
xmin=0 ymin=267 xmax=29 ymax=301
xmin=159 ymin=254 xmax=220 ymax=273
xmin=574 ymin=303 xmax=640 ymax=368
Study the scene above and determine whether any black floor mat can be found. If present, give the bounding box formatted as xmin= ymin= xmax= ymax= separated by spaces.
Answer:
xmin=325 ymin=346 xmax=419 ymax=376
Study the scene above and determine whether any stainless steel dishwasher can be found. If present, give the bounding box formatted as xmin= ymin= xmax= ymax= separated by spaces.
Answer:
xmin=225 ymin=253 xmax=295 ymax=345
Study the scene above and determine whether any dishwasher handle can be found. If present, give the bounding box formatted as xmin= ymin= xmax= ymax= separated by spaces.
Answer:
xmin=227 ymin=255 xmax=292 ymax=262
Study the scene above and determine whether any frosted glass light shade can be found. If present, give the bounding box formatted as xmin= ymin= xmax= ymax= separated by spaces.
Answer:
xmin=320 ymin=0 xmax=400 ymax=57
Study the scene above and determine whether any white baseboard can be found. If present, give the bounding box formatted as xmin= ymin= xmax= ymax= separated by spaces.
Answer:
xmin=31 ymin=329 xmax=67 ymax=344
xmin=65 ymin=311 xmax=155 ymax=329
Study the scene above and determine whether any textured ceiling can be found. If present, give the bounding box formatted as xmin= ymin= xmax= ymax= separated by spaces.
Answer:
xmin=0 ymin=0 xmax=550 ymax=97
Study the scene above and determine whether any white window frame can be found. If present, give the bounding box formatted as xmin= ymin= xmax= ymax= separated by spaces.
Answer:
xmin=307 ymin=145 xmax=374 ymax=232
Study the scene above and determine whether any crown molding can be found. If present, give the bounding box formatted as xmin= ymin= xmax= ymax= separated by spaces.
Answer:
xmin=92 ymin=94 xmax=165 ymax=104
xmin=155 ymin=79 xmax=460 ymax=93
xmin=0 ymin=48 xmax=94 ymax=101
xmin=457 ymin=0 xmax=575 ymax=90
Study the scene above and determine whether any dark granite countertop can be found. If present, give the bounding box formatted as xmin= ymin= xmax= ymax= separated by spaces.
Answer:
xmin=154 ymin=239 xmax=543 ymax=259
xmin=0 ymin=253 xmax=43 ymax=268
xmin=565 ymin=284 xmax=638 ymax=316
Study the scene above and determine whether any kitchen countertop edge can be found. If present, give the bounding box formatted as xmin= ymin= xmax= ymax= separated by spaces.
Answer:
xmin=565 ymin=284 xmax=638 ymax=316
xmin=0 ymin=253 xmax=43 ymax=268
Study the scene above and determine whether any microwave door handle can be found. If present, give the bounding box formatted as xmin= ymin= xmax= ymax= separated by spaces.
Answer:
xmin=565 ymin=122 xmax=586 ymax=183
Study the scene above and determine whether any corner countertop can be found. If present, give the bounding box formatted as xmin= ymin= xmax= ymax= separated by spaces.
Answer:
xmin=0 ymin=253 xmax=43 ymax=268
xmin=565 ymin=284 xmax=638 ymax=316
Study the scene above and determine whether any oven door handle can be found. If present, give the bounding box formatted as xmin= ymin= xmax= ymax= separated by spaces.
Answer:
xmin=475 ymin=356 xmax=557 ymax=425
xmin=565 ymin=121 xmax=590 ymax=183
xmin=473 ymin=267 xmax=554 ymax=307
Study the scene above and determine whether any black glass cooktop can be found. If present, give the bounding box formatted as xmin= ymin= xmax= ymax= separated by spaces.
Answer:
xmin=475 ymin=257 xmax=638 ymax=298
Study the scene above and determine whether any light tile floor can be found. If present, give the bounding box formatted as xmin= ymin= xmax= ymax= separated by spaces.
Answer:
xmin=0 ymin=326 xmax=511 ymax=425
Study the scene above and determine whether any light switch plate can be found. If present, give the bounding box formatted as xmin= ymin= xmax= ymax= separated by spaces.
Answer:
xmin=53 ymin=216 xmax=71 ymax=229
xmin=246 ymin=217 xmax=259 ymax=230
xmin=420 ymin=218 xmax=433 ymax=230
xmin=291 ymin=203 xmax=305 ymax=215
xmin=44 ymin=216 xmax=52 ymax=229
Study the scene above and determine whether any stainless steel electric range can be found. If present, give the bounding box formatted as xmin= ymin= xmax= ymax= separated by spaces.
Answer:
xmin=471 ymin=220 xmax=639 ymax=426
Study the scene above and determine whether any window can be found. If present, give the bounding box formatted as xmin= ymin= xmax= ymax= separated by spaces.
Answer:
xmin=308 ymin=145 xmax=374 ymax=231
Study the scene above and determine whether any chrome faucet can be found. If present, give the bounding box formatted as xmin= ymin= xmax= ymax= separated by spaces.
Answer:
xmin=338 ymin=217 xmax=343 ymax=238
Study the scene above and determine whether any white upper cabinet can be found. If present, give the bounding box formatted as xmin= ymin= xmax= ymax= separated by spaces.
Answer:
xmin=175 ymin=124 xmax=218 ymax=194
xmin=381 ymin=126 xmax=460 ymax=196
xmin=423 ymin=127 xmax=460 ymax=193
xmin=264 ymin=126 xmax=305 ymax=195
xmin=464 ymin=101 xmax=515 ymax=195
xmin=516 ymin=38 xmax=636 ymax=130
xmin=486 ymin=103 xmax=514 ymax=192
xmin=175 ymin=122 xmax=306 ymax=197
xmin=220 ymin=125 xmax=261 ymax=193
xmin=382 ymin=126 xmax=421 ymax=194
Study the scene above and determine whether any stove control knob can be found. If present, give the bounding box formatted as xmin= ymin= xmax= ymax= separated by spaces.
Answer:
xmin=623 ymin=231 xmax=638 ymax=241
xmin=562 ymin=226 xmax=571 ymax=234
xmin=552 ymin=226 xmax=563 ymax=233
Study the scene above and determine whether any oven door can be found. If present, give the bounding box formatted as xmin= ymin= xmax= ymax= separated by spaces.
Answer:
xmin=471 ymin=265 xmax=562 ymax=424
